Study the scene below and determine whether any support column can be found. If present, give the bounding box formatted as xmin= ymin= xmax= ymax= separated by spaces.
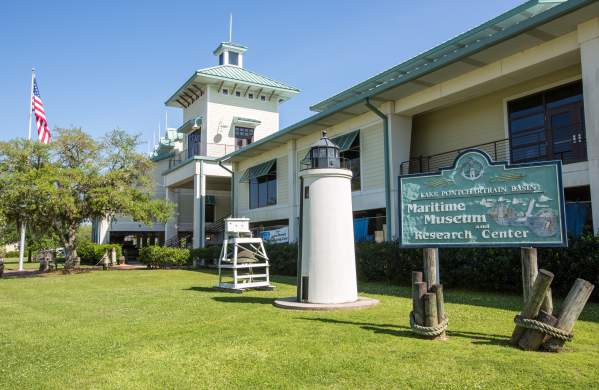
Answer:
xmin=232 ymin=161 xmax=239 ymax=218
xmin=165 ymin=185 xmax=177 ymax=244
xmin=579 ymin=18 xmax=599 ymax=234
xmin=388 ymin=112 xmax=413 ymax=240
xmin=193 ymin=161 xmax=206 ymax=248
xmin=287 ymin=139 xmax=298 ymax=243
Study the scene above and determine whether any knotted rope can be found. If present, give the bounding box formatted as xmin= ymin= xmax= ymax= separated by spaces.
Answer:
xmin=513 ymin=314 xmax=573 ymax=341
xmin=409 ymin=311 xmax=448 ymax=337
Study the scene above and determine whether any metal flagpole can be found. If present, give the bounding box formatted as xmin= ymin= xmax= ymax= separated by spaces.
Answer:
xmin=19 ymin=68 xmax=35 ymax=272
xmin=27 ymin=68 xmax=35 ymax=140
xmin=229 ymin=13 xmax=233 ymax=42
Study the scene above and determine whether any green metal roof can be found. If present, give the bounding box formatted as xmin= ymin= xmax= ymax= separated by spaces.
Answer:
xmin=165 ymin=65 xmax=300 ymax=106
xmin=310 ymin=0 xmax=585 ymax=112
xmin=221 ymin=0 xmax=594 ymax=163
xmin=198 ymin=65 xmax=299 ymax=92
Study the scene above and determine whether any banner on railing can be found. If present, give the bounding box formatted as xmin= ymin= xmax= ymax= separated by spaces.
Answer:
xmin=399 ymin=149 xmax=566 ymax=248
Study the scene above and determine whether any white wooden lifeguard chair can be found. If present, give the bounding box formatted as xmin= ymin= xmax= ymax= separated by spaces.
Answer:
xmin=216 ymin=217 xmax=274 ymax=292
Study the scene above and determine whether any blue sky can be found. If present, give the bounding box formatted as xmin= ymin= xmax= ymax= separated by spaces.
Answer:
xmin=0 ymin=0 xmax=524 ymax=149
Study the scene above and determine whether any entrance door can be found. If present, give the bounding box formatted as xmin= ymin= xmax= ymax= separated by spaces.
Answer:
xmin=546 ymin=103 xmax=586 ymax=164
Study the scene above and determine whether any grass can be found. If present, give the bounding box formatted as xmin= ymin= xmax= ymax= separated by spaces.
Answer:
xmin=1 ymin=269 xmax=598 ymax=389
xmin=2 ymin=257 xmax=43 ymax=271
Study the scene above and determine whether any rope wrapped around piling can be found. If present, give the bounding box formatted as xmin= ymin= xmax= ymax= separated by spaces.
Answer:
xmin=513 ymin=314 xmax=573 ymax=341
xmin=409 ymin=311 xmax=448 ymax=337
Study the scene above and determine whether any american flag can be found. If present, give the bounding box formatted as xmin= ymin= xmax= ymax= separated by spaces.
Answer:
xmin=32 ymin=78 xmax=51 ymax=144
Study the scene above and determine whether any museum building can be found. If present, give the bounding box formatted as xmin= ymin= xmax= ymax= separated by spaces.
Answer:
xmin=97 ymin=0 xmax=599 ymax=250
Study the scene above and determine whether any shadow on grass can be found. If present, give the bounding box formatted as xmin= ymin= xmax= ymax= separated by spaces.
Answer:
xmin=212 ymin=296 xmax=274 ymax=305
xmin=299 ymin=317 xmax=419 ymax=339
xmin=300 ymin=317 xmax=512 ymax=345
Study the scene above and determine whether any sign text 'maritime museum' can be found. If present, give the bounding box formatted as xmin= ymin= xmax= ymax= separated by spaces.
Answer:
xmin=399 ymin=150 xmax=567 ymax=248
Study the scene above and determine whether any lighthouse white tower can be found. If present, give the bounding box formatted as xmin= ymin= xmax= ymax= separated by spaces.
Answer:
xmin=274 ymin=131 xmax=378 ymax=310
xmin=298 ymin=132 xmax=358 ymax=303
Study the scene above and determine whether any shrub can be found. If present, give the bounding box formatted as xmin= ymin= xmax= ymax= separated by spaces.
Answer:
xmin=4 ymin=250 xmax=19 ymax=258
xmin=189 ymin=246 xmax=221 ymax=265
xmin=255 ymin=235 xmax=599 ymax=301
xmin=139 ymin=246 xmax=190 ymax=268
xmin=265 ymin=243 xmax=298 ymax=276
xmin=77 ymin=242 xmax=122 ymax=264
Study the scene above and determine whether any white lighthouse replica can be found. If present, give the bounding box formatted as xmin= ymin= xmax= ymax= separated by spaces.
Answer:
xmin=274 ymin=131 xmax=378 ymax=310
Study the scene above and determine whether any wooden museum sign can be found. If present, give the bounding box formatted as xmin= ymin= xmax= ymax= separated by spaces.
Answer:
xmin=399 ymin=149 xmax=567 ymax=248
xmin=397 ymin=150 xmax=597 ymax=353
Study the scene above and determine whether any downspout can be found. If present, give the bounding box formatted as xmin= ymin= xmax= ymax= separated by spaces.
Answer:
xmin=365 ymin=98 xmax=392 ymax=242
xmin=218 ymin=160 xmax=236 ymax=217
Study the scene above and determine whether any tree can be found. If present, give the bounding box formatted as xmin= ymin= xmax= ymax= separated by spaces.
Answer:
xmin=0 ymin=128 xmax=173 ymax=269
xmin=0 ymin=139 xmax=52 ymax=258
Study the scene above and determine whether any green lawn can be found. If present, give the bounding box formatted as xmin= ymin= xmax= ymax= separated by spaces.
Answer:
xmin=2 ymin=257 xmax=43 ymax=271
xmin=1 ymin=270 xmax=598 ymax=389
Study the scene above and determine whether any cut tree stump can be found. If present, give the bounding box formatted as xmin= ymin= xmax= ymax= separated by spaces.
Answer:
xmin=510 ymin=269 xmax=554 ymax=346
xmin=543 ymin=278 xmax=594 ymax=352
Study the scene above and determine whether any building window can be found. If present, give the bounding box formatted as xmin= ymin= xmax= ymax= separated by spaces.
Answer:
xmin=235 ymin=126 xmax=254 ymax=150
xmin=219 ymin=53 xmax=224 ymax=65
xmin=187 ymin=129 xmax=201 ymax=158
xmin=222 ymin=89 xmax=228 ymax=95
xmin=340 ymin=135 xmax=361 ymax=191
xmin=260 ymin=95 xmax=266 ymax=101
xmin=250 ymin=162 xmax=277 ymax=209
xmin=508 ymin=81 xmax=586 ymax=164
xmin=248 ymin=93 xmax=254 ymax=99
xmin=229 ymin=52 xmax=239 ymax=66
xmin=235 ymin=91 xmax=241 ymax=97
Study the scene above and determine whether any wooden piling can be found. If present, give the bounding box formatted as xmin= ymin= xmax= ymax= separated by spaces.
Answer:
xmin=413 ymin=281 xmax=427 ymax=325
xmin=424 ymin=293 xmax=438 ymax=328
xmin=510 ymin=269 xmax=554 ymax=346
xmin=423 ymin=248 xmax=438 ymax=289
xmin=431 ymin=284 xmax=445 ymax=321
xmin=431 ymin=284 xmax=447 ymax=339
xmin=544 ymin=278 xmax=594 ymax=352
xmin=521 ymin=247 xmax=553 ymax=314
xmin=518 ymin=310 xmax=558 ymax=351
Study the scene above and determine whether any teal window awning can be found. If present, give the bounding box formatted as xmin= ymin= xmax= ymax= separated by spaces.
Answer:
xmin=302 ymin=130 xmax=360 ymax=162
xmin=331 ymin=130 xmax=359 ymax=152
xmin=240 ymin=159 xmax=276 ymax=182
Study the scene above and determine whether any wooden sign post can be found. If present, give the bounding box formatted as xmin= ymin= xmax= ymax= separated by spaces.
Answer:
xmin=409 ymin=248 xmax=447 ymax=340
xmin=399 ymin=150 xmax=594 ymax=350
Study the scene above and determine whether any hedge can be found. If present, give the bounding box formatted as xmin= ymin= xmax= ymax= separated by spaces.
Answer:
xmin=261 ymin=235 xmax=599 ymax=301
xmin=77 ymin=242 xmax=122 ymax=264
xmin=139 ymin=246 xmax=190 ymax=268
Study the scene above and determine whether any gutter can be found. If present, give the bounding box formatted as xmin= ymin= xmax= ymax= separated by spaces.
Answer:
xmin=365 ymin=98 xmax=392 ymax=242
xmin=218 ymin=161 xmax=236 ymax=217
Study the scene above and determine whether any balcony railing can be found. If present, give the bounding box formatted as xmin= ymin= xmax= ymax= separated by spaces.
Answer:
xmin=400 ymin=139 xmax=510 ymax=175
xmin=400 ymin=135 xmax=588 ymax=175
xmin=168 ymin=143 xmax=236 ymax=169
